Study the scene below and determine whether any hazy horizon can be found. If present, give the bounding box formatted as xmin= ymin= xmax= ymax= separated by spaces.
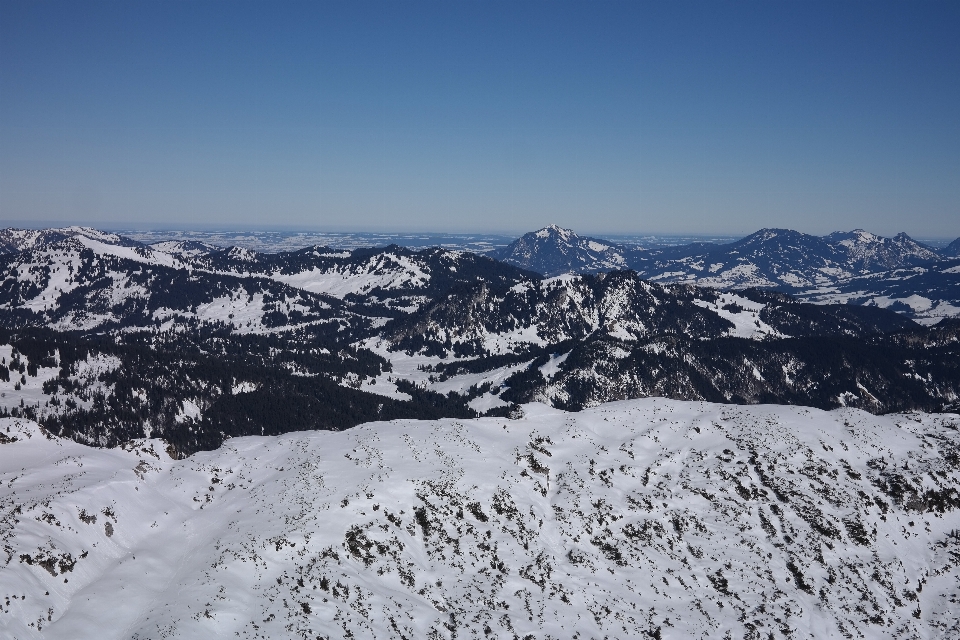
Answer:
xmin=3 ymin=1 xmax=959 ymax=237
xmin=1 ymin=218 xmax=956 ymax=250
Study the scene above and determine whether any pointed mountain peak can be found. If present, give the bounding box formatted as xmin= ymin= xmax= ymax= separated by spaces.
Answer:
xmin=533 ymin=225 xmax=576 ymax=241
xmin=494 ymin=226 xmax=627 ymax=277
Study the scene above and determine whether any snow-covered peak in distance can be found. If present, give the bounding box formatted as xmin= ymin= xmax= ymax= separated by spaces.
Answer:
xmin=483 ymin=225 xmax=960 ymax=322
xmin=493 ymin=224 xmax=633 ymax=277
xmin=693 ymin=227 xmax=940 ymax=279
xmin=825 ymin=229 xmax=940 ymax=271
xmin=56 ymin=226 xmax=135 ymax=245
xmin=0 ymin=226 xmax=188 ymax=267
xmin=533 ymin=223 xmax=573 ymax=240
xmin=2 ymin=399 xmax=958 ymax=638
xmin=0 ymin=227 xmax=191 ymax=276
xmin=225 ymin=245 xmax=259 ymax=262
xmin=499 ymin=225 xmax=946 ymax=284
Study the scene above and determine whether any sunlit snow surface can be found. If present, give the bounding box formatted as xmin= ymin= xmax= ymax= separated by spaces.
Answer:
xmin=2 ymin=400 xmax=959 ymax=639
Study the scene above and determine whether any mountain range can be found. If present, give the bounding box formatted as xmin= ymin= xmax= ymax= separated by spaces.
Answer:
xmin=1 ymin=224 xmax=959 ymax=638
xmin=492 ymin=225 xmax=960 ymax=324
xmin=0 ymin=224 xmax=958 ymax=458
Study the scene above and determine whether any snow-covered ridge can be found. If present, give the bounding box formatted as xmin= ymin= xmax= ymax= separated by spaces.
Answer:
xmin=270 ymin=252 xmax=431 ymax=298
xmin=493 ymin=226 xmax=960 ymax=322
xmin=0 ymin=227 xmax=139 ymax=255
xmin=2 ymin=399 xmax=958 ymax=638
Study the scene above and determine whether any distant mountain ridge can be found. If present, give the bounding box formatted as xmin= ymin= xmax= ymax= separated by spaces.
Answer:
xmin=495 ymin=225 xmax=960 ymax=324
xmin=497 ymin=225 xmax=944 ymax=279
xmin=2 ymin=224 xmax=958 ymax=324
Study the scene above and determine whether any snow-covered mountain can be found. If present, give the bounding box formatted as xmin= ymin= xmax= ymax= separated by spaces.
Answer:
xmin=492 ymin=225 xmax=634 ymax=277
xmin=382 ymin=270 xmax=917 ymax=359
xmin=0 ymin=228 xmax=531 ymax=333
xmin=825 ymin=230 xmax=941 ymax=271
xmin=2 ymin=226 xmax=959 ymax=638
xmin=0 ymin=227 xmax=143 ymax=255
xmin=494 ymin=226 xmax=944 ymax=284
xmin=183 ymin=244 xmax=533 ymax=311
xmin=0 ymin=236 xmax=356 ymax=334
xmin=491 ymin=226 xmax=960 ymax=322
xmin=796 ymin=258 xmax=960 ymax=325
xmin=634 ymin=228 xmax=943 ymax=290
xmin=372 ymin=274 xmax=957 ymax=415
xmin=2 ymin=399 xmax=958 ymax=639
xmin=2 ymin=226 xmax=959 ymax=457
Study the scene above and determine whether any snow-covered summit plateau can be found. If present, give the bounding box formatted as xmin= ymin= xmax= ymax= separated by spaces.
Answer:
xmin=2 ymin=399 xmax=958 ymax=639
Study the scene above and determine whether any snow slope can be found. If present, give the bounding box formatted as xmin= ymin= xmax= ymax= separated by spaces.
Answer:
xmin=2 ymin=399 xmax=959 ymax=639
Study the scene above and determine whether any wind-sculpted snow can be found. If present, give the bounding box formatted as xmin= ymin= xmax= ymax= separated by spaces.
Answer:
xmin=2 ymin=400 xmax=959 ymax=639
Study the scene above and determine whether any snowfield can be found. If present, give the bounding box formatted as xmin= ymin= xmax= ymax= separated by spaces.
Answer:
xmin=2 ymin=399 xmax=959 ymax=639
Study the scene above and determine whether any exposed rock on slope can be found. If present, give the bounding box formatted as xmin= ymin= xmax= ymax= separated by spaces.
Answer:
xmin=492 ymin=224 xmax=633 ymax=277
xmin=376 ymin=273 xmax=960 ymax=415
xmin=2 ymin=400 xmax=958 ymax=639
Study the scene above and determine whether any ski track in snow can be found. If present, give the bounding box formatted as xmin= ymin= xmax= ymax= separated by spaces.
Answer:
xmin=2 ymin=399 xmax=959 ymax=639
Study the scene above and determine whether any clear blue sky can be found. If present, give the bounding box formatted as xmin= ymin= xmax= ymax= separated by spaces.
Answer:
xmin=1 ymin=0 xmax=958 ymax=237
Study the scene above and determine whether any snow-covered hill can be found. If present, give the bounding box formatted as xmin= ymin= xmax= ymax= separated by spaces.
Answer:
xmin=148 ymin=239 xmax=222 ymax=258
xmin=796 ymin=258 xmax=960 ymax=325
xmin=2 ymin=399 xmax=958 ymax=639
xmin=0 ymin=237 xmax=354 ymax=333
xmin=183 ymin=244 xmax=532 ymax=313
xmin=825 ymin=230 xmax=941 ymax=272
xmin=0 ymin=227 xmax=142 ymax=255
xmin=382 ymin=271 xmax=916 ymax=359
